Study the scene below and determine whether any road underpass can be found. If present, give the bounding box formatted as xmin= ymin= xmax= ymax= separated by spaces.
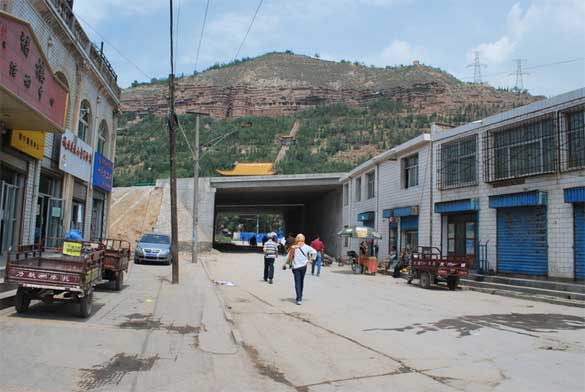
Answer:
xmin=210 ymin=173 xmax=344 ymax=255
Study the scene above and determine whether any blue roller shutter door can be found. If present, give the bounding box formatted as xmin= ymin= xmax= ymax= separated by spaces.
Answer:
xmin=497 ymin=206 xmax=548 ymax=275
xmin=575 ymin=204 xmax=585 ymax=279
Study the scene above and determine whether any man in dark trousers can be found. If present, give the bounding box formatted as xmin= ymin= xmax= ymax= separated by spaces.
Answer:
xmin=262 ymin=234 xmax=278 ymax=284
xmin=310 ymin=235 xmax=325 ymax=276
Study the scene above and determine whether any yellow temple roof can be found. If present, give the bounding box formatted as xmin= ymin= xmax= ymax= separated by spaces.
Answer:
xmin=216 ymin=163 xmax=276 ymax=176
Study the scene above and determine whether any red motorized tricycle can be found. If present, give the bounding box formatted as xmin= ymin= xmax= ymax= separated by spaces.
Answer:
xmin=408 ymin=246 xmax=469 ymax=290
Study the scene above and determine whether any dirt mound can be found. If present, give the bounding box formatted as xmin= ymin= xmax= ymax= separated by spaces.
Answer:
xmin=108 ymin=186 xmax=164 ymax=244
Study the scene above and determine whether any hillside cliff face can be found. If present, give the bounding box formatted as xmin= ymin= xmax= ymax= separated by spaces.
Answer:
xmin=121 ymin=53 xmax=539 ymax=118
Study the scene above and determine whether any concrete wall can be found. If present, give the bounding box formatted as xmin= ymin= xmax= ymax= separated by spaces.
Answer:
xmin=155 ymin=178 xmax=216 ymax=251
xmin=304 ymin=190 xmax=343 ymax=257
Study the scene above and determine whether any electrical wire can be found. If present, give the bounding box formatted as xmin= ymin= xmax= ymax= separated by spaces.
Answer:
xmin=177 ymin=119 xmax=196 ymax=157
xmin=233 ymin=0 xmax=264 ymax=62
xmin=194 ymin=0 xmax=211 ymax=73
xmin=75 ymin=12 xmax=154 ymax=81
xmin=460 ymin=57 xmax=585 ymax=81
xmin=174 ymin=0 xmax=182 ymax=73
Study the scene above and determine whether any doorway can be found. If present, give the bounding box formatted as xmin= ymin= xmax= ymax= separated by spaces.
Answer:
xmin=0 ymin=181 xmax=19 ymax=255
xmin=446 ymin=213 xmax=477 ymax=267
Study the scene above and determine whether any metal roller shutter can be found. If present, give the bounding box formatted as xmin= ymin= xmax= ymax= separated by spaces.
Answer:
xmin=497 ymin=206 xmax=548 ymax=276
xmin=575 ymin=204 xmax=585 ymax=279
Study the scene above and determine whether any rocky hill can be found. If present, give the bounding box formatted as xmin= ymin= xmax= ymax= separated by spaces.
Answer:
xmin=121 ymin=52 xmax=538 ymax=119
xmin=114 ymin=52 xmax=542 ymax=187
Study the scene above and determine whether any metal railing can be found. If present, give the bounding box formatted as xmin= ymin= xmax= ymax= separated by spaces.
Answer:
xmin=47 ymin=0 xmax=120 ymax=96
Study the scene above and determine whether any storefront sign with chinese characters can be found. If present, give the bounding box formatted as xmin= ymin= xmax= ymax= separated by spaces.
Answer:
xmin=93 ymin=151 xmax=114 ymax=192
xmin=59 ymin=130 xmax=93 ymax=182
xmin=10 ymin=129 xmax=45 ymax=160
xmin=0 ymin=13 xmax=68 ymax=130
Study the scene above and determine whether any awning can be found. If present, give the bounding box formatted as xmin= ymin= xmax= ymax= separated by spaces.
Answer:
xmin=382 ymin=209 xmax=393 ymax=218
xmin=0 ymin=12 xmax=68 ymax=133
xmin=357 ymin=211 xmax=375 ymax=222
xmin=435 ymin=198 xmax=480 ymax=214
xmin=564 ymin=187 xmax=585 ymax=203
xmin=393 ymin=206 xmax=419 ymax=217
xmin=489 ymin=191 xmax=547 ymax=209
xmin=217 ymin=163 xmax=275 ymax=176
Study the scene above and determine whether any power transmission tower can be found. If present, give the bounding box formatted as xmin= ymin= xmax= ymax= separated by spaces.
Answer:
xmin=511 ymin=59 xmax=529 ymax=92
xmin=467 ymin=51 xmax=486 ymax=84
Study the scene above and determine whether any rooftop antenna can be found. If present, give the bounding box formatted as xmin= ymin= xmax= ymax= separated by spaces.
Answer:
xmin=510 ymin=58 xmax=529 ymax=91
xmin=467 ymin=51 xmax=486 ymax=84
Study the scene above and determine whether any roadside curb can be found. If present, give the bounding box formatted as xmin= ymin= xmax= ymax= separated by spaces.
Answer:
xmin=199 ymin=256 xmax=244 ymax=346
xmin=399 ymin=272 xmax=585 ymax=308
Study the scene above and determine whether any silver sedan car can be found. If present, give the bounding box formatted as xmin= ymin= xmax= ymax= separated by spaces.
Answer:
xmin=134 ymin=233 xmax=172 ymax=265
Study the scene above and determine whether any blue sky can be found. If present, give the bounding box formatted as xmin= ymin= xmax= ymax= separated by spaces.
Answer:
xmin=74 ymin=0 xmax=585 ymax=97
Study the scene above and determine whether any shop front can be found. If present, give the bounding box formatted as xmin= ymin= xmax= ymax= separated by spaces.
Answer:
xmin=90 ymin=152 xmax=113 ymax=241
xmin=1 ymin=12 xmax=67 ymax=265
xmin=394 ymin=206 xmax=419 ymax=252
xmin=59 ymin=130 xmax=93 ymax=237
xmin=489 ymin=191 xmax=548 ymax=276
xmin=435 ymin=198 xmax=479 ymax=268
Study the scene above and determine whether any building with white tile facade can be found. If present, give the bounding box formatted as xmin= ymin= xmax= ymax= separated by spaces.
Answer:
xmin=341 ymin=134 xmax=432 ymax=261
xmin=1 ymin=0 xmax=120 ymax=276
xmin=340 ymin=89 xmax=584 ymax=281
xmin=431 ymin=88 xmax=585 ymax=280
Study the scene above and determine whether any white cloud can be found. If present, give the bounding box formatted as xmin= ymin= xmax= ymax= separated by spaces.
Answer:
xmin=73 ymin=0 xmax=185 ymax=25
xmin=368 ymin=39 xmax=423 ymax=66
xmin=469 ymin=0 xmax=585 ymax=65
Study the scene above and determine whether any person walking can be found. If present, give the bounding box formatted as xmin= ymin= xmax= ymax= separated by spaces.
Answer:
xmin=310 ymin=235 xmax=325 ymax=276
xmin=263 ymin=234 xmax=278 ymax=284
xmin=284 ymin=233 xmax=316 ymax=305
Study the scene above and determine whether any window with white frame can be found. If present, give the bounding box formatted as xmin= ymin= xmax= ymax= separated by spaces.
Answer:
xmin=366 ymin=171 xmax=375 ymax=199
xmin=439 ymin=135 xmax=477 ymax=189
xmin=355 ymin=177 xmax=362 ymax=202
xmin=403 ymin=154 xmax=419 ymax=188
xmin=97 ymin=120 xmax=108 ymax=155
xmin=78 ymin=100 xmax=91 ymax=143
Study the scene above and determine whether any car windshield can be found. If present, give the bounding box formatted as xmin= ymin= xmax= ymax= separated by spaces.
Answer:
xmin=140 ymin=234 xmax=170 ymax=244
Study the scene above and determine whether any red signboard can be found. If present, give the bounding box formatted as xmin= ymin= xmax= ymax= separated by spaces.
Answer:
xmin=0 ymin=12 xmax=68 ymax=130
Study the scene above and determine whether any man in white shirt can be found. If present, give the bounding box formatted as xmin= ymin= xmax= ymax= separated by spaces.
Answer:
xmin=263 ymin=235 xmax=278 ymax=284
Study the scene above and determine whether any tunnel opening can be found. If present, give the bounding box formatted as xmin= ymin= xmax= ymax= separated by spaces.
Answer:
xmin=210 ymin=174 xmax=343 ymax=257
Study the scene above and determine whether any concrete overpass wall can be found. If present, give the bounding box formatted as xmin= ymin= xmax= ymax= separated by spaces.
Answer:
xmin=304 ymin=190 xmax=343 ymax=258
xmin=155 ymin=178 xmax=216 ymax=251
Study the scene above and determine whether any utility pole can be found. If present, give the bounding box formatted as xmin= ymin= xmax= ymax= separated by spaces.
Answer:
xmin=467 ymin=51 xmax=486 ymax=84
xmin=187 ymin=111 xmax=209 ymax=263
xmin=168 ymin=0 xmax=179 ymax=284
xmin=511 ymin=59 xmax=529 ymax=92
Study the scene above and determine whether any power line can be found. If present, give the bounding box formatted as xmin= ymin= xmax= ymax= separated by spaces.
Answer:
xmin=461 ymin=57 xmax=585 ymax=81
xmin=194 ymin=0 xmax=211 ymax=73
xmin=233 ymin=0 xmax=264 ymax=62
xmin=75 ymin=12 xmax=154 ymax=81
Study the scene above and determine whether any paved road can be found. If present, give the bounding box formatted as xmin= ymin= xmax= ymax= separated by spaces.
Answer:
xmin=0 ymin=256 xmax=290 ymax=392
xmin=206 ymin=251 xmax=585 ymax=392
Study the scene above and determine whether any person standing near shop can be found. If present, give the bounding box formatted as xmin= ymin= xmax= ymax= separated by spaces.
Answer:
xmin=310 ymin=235 xmax=325 ymax=277
xmin=284 ymin=233 xmax=316 ymax=305
xmin=263 ymin=234 xmax=278 ymax=284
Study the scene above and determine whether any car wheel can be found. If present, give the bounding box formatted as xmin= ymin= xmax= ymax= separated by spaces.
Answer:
xmin=134 ymin=258 xmax=140 ymax=265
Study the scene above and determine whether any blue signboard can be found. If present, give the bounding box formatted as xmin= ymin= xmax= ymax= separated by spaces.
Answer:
xmin=93 ymin=152 xmax=113 ymax=192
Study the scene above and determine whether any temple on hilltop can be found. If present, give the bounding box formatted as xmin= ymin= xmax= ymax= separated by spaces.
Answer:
xmin=217 ymin=163 xmax=276 ymax=176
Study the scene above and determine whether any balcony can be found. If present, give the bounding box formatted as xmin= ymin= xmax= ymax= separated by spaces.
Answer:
xmin=47 ymin=0 xmax=121 ymax=98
